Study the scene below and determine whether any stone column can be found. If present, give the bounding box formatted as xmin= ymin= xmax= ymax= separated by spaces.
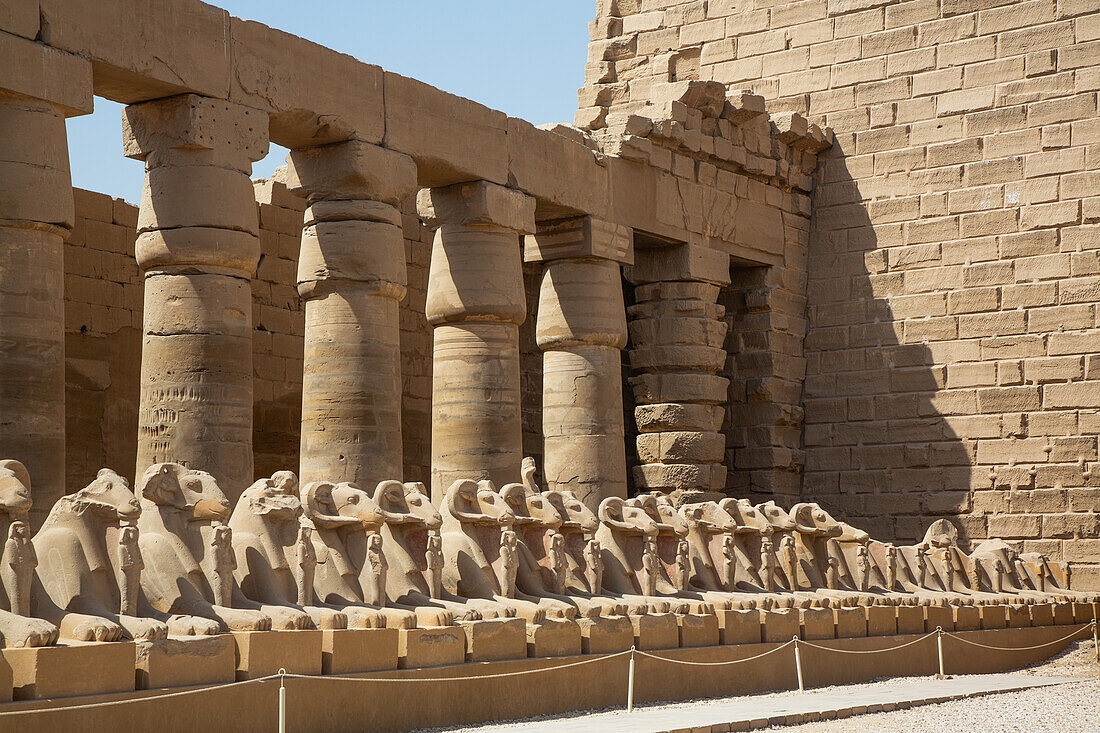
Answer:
xmin=524 ymin=217 xmax=632 ymax=511
xmin=124 ymin=95 xmax=269 ymax=501
xmin=284 ymin=141 xmax=417 ymax=487
xmin=418 ymin=181 xmax=535 ymax=504
xmin=0 ymin=39 xmax=92 ymax=525
xmin=627 ymin=243 xmax=731 ymax=494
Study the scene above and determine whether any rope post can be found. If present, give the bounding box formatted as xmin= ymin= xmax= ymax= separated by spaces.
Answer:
xmin=936 ymin=627 xmax=945 ymax=679
xmin=626 ymin=646 xmax=636 ymax=713
xmin=278 ymin=668 xmax=287 ymax=733
xmin=793 ymin=636 xmax=804 ymax=693
xmin=1093 ymin=620 xmax=1098 ymax=663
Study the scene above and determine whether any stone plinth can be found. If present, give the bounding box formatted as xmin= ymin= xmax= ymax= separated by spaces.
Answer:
xmin=123 ymin=95 xmax=269 ymax=499
xmin=461 ymin=618 xmax=527 ymax=662
xmin=761 ymin=608 xmax=800 ymax=643
xmin=4 ymin=641 xmax=133 ymax=700
xmin=286 ymin=141 xmax=417 ymax=487
xmin=980 ymin=605 xmax=1008 ymax=630
xmin=1053 ymin=602 xmax=1075 ymax=625
xmin=631 ymin=613 xmax=680 ymax=650
xmin=719 ymin=609 xmax=762 ymax=645
xmin=834 ymin=607 xmax=867 ymax=638
xmin=135 ymin=635 xmax=236 ymax=690
xmin=678 ymin=613 xmax=720 ymax=647
xmin=419 ymin=181 xmax=535 ymax=502
xmin=1030 ymin=604 xmax=1055 ymax=627
xmin=398 ymin=627 xmax=466 ymax=669
xmin=577 ymin=616 xmax=635 ymax=654
xmin=233 ymin=630 xmax=322 ymax=680
xmin=896 ymin=606 xmax=925 ymax=635
xmin=1007 ymin=605 xmax=1032 ymax=628
xmin=527 ymin=619 xmax=582 ymax=658
xmin=322 ymin=628 xmax=399 ymax=674
xmin=925 ymin=605 xmax=955 ymax=633
xmin=954 ymin=606 xmax=981 ymax=631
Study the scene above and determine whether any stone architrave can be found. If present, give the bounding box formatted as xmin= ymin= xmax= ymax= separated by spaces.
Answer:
xmin=627 ymin=243 xmax=731 ymax=493
xmin=0 ymin=40 xmax=92 ymax=524
xmin=284 ymin=141 xmax=418 ymax=487
xmin=418 ymin=181 xmax=535 ymax=503
xmin=524 ymin=217 xmax=633 ymax=511
xmin=123 ymin=95 xmax=269 ymax=501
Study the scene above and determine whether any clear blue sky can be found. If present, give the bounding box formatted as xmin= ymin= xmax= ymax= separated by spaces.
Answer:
xmin=67 ymin=0 xmax=594 ymax=203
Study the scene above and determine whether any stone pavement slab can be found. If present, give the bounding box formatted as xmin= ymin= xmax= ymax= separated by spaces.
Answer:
xmin=431 ymin=673 xmax=1081 ymax=732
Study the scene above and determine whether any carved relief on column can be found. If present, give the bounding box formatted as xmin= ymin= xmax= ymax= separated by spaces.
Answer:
xmin=524 ymin=217 xmax=632 ymax=511
xmin=627 ymin=243 xmax=731 ymax=495
xmin=285 ymin=141 xmax=417 ymax=487
xmin=124 ymin=95 xmax=269 ymax=501
xmin=0 ymin=39 xmax=92 ymax=524
xmin=418 ymin=181 xmax=535 ymax=504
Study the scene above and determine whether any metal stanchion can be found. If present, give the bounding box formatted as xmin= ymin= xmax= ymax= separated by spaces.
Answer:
xmin=278 ymin=668 xmax=287 ymax=733
xmin=1093 ymin=620 xmax=1098 ymax=663
xmin=793 ymin=636 xmax=804 ymax=693
xmin=936 ymin=627 xmax=945 ymax=678
xmin=626 ymin=646 xmax=636 ymax=712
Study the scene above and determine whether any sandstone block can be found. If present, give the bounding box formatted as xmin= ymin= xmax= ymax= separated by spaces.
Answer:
xmin=633 ymin=462 xmax=726 ymax=491
xmin=234 ymin=630 xmax=322 ymax=680
xmin=524 ymin=216 xmax=633 ymax=265
xmin=718 ymin=609 xmax=762 ymax=644
xmin=800 ymin=608 xmax=836 ymax=640
xmin=527 ymin=619 xmax=582 ymax=658
xmin=462 ymin=618 xmax=527 ymax=662
xmin=635 ymin=403 xmax=725 ymax=433
xmin=896 ymin=606 xmax=925 ymax=635
xmin=398 ymin=627 xmax=466 ymax=669
xmin=1030 ymin=604 xmax=1055 ymax=627
xmin=865 ymin=605 xmax=897 ymax=637
xmin=629 ymin=344 xmax=728 ymax=371
xmin=979 ymin=606 xmax=1008 ymax=630
xmin=417 ymin=181 xmax=534 ymax=234
xmin=629 ymin=373 xmax=730 ymax=404
xmin=285 ymin=141 xmax=417 ymax=205
xmin=953 ymin=606 xmax=981 ymax=631
xmin=135 ymin=636 xmax=235 ymax=690
xmin=1052 ymin=602 xmax=1075 ymax=626
xmin=628 ymin=243 xmax=731 ymax=286
xmin=834 ymin=607 xmax=867 ymax=638
xmin=5 ymin=641 xmax=134 ymax=700
xmin=636 ymin=431 xmax=725 ymax=463
xmin=322 ymin=628 xmax=399 ymax=674
xmin=762 ymin=609 xmax=800 ymax=643
xmin=0 ymin=25 xmax=93 ymax=114
xmin=631 ymin=613 xmax=680 ymax=650
xmin=123 ymin=95 xmax=269 ymax=171
xmin=678 ymin=613 xmax=720 ymax=648
xmin=925 ymin=605 xmax=955 ymax=633
xmin=1006 ymin=605 xmax=1032 ymax=628
xmin=577 ymin=616 xmax=635 ymax=654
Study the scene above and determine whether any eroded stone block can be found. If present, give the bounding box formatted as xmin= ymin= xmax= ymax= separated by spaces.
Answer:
xmin=135 ymin=635 xmax=235 ymax=690
xmin=631 ymin=613 xmax=679 ymax=650
xmin=762 ymin=608 xmax=800 ymax=643
xmin=800 ymin=608 xmax=835 ymax=640
xmin=5 ymin=641 xmax=134 ymax=700
xmin=234 ymin=630 xmax=322 ymax=680
xmin=678 ymin=613 xmax=719 ymax=648
xmin=577 ymin=616 xmax=635 ymax=654
xmin=462 ymin=618 xmax=527 ymax=662
xmin=398 ymin=627 xmax=465 ymax=669
xmin=322 ymin=628 xmax=399 ymax=675
xmin=718 ymin=608 xmax=761 ymax=645
xmin=865 ymin=605 xmax=896 ymax=637
xmin=834 ymin=607 xmax=867 ymax=638
xmin=526 ymin=619 xmax=582 ymax=658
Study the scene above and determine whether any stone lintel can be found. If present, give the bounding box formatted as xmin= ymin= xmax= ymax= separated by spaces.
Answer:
xmin=0 ymin=30 xmax=93 ymax=116
xmin=285 ymin=140 xmax=417 ymax=207
xmin=123 ymin=94 xmax=269 ymax=165
xmin=416 ymin=180 xmax=535 ymax=234
xmin=628 ymin=242 xmax=731 ymax=287
xmin=523 ymin=216 xmax=633 ymax=266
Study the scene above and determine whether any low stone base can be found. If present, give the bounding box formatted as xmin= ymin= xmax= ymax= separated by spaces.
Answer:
xmin=631 ymin=613 xmax=679 ymax=650
xmin=834 ymin=607 xmax=866 ymax=638
xmin=322 ymin=628 xmax=399 ymax=674
xmin=527 ymin=619 xmax=581 ymax=658
xmin=1007 ymin=605 xmax=1031 ymax=628
xmin=577 ymin=616 xmax=634 ymax=654
xmin=719 ymin=609 xmax=761 ymax=645
xmin=865 ymin=605 xmax=896 ymax=637
xmin=462 ymin=618 xmax=526 ymax=662
xmin=1073 ymin=602 xmax=1095 ymax=624
xmin=4 ymin=641 xmax=134 ymax=700
xmin=954 ymin=606 xmax=981 ymax=631
xmin=761 ymin=609 xmax=799 ymax=643
xmin=980 ymin=605 xmax=1007 ymax=630
xmin=678 ymin=614 xmax=719 ymax=648
xmin=398 ymin=627 xmax=465 ymax=669
xmin=136 ymin=635 xmax=235 ymax=689
xmin=896 ymin=606 xmax=924 ymax=635
xmin=234 ymin=630 xmax=322 ymax=680
xmin=925 ymin=605 xmax=954 ymax=633
xmin=1053 ymin=602 xmax=1074 ymax=625
xmin=1029 ymin=604 xmax=1055 ymax=627
xmin=800 ymin=608 xmax=834 ymax=640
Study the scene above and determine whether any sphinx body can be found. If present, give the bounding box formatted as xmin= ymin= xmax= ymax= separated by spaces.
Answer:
xmin=677 ymin=500 xmax=766 ymax=610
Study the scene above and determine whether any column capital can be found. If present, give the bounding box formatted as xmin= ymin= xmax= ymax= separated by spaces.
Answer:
xmin=524 ymin=216 xmax=633 ymax=266
xmin=0 ymin=32 xmax=92 ymax=116
xmin=123 ymin=94 xmax=269 ymax=171
xmin=284 ymin=140 xmax=417 ymax=207
xmin=416 ymin=180 xmax=535 ymax=234
xmin=628 ymin=242 xmax=731 ymax=286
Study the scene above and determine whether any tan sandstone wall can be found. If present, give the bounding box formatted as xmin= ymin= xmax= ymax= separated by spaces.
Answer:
xmin=581 ymin=0 xmax=1100 ymax=588
xmin=63 ymin=182 xmax=440 ymax=494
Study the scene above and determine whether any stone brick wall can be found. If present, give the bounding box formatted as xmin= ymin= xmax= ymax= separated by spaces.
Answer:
xmin=582 ymin=0 xmax=1100 ymax=588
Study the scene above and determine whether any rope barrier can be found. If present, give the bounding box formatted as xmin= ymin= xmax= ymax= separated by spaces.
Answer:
xmin=633 ymin=639 xmax=795 ymax=666
xmin=797 ymin=631 xmax=937 ymax=655
xmin=944 ymin=621 xmax=1096 ymax=653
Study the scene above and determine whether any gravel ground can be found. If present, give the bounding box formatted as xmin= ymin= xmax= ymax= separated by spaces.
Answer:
xmin=767 ymin=637 xmax=1100 ymax=733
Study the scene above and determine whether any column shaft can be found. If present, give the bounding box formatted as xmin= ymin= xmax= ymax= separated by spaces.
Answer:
xmin=286 ymin=141 xmax=417 ymax=487
xmin=124 ymin=95 xmax=268 ymax=501
xmin=419 ymin=182 xmax=535 ymax=503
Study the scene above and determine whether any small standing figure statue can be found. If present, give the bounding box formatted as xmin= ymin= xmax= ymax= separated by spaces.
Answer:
xmin=211 ymin=524 xmax=235 ymax=607
xmin=992 ymin=557 xmax=1005 ymax=594
xmin=826 ymin=556 xmax=840 ymax=590
xmin=779 ymin=535 xmax=798 ymax=591
xmin=721 ymin=534 xmax=737 ymax=591
xmin=641 ymin=537 xmax=659 ymax=596
xmin=856 ymin=545 xmax=870 ymax=592
xmin=367 ymin=533 xmax=388 ymax=607
xmin=1014 ymin=557 xmax=1030 ymax=589
xmin=941 ymin=547 xmax=955 ymax=592
xmin=885 ymin=544 xmax=898 ymax=591
xmin=916 ymin=546 xmax=929 ymax=588
xmin=118 ymin=525 xmax=143 ymax=616
xmin=584 ymin=538 xmax=603 ymax=594
xmin=499 ymin=528 xmax=518 ymax=599
xmin=674 ymin=539 xmax=690 ymax=593
xmin=4 ymin=520 xmax=35 ymax=617
xmin=426 ymin=530 xmax=444 ymax=600
xmin=549 ymin=532 xmax=568 ymax=595
xmin=295 ymin=525 xmax=316 ymax=607
xmin=967 ymin=558 xmax=982 ymax=591
xmin=1036 ymin=555 xmax=1049 ymax=593
xmin=759 ymin=536 xmax=776 ymax=592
